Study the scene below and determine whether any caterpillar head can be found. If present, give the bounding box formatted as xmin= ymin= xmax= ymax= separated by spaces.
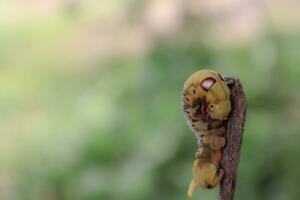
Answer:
xmin=182 ymin=69 xmax=231 ymax=120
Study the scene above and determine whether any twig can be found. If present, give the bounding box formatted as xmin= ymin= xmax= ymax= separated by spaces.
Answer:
xmin=219 ymin=78 xmax=247 ymax=200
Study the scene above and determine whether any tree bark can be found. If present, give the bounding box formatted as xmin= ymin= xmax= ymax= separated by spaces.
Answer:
xmin=219 ymin=78 xmax=247 ymax=200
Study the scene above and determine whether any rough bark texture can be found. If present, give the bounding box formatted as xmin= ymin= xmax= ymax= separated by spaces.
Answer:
xmin=219 ymin=78 xmax=247 ymax=200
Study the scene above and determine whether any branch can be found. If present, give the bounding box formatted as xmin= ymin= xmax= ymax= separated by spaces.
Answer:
xmin=219 ymin=78 xmax=247 ymax=200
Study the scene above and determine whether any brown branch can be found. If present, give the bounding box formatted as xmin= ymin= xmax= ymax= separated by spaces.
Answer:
xmin=219 ymin=78 xmax=247 ymax=200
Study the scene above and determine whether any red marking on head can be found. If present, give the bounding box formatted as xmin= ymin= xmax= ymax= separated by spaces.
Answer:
xmin=201 ymin=78 xmax=216 ymax=90
xmin=201 ymin=105 xmax=207 ymax=115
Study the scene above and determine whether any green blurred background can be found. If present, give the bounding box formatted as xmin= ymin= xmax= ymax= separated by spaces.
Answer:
xmin=1 ymin=1 xmax=300 ymax=200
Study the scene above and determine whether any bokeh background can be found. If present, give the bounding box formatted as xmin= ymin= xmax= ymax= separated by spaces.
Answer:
xmin=1 ymin=0 xmax=300 ymax=200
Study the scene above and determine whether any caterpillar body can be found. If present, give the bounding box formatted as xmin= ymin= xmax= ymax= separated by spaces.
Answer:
xmin=181 ymin=69 xmax=232 ymax=197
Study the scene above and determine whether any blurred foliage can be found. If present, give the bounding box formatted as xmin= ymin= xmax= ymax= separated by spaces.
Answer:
xmin=1 ymin=1 xmax=300 ymax=200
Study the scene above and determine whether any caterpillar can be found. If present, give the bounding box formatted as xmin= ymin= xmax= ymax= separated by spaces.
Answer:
xmin=181 ymin=69 xmax=232 ymax=197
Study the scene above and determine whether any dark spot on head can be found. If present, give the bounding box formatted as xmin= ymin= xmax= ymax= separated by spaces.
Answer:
xmin=192 ymin=124 xmax=195 ymax=127
xmin=186 ymin=110 xmax=190 ymax=114
xmin=186 ymin=97 xmax=190 ymax=102
xmin=193 ymin=89 xmax=196 ymax=94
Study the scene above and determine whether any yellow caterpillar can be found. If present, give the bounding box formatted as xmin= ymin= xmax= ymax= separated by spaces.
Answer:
xmin=181 ymin=69 xmax=232 ymax=197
